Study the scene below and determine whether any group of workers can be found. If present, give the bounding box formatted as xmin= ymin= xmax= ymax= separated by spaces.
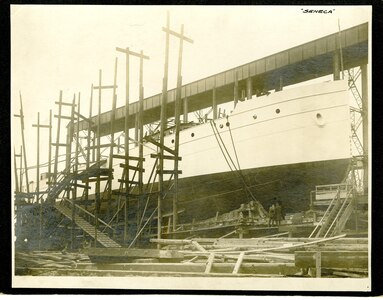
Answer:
xmin=268 ymin=201 xmax=285 ymax=227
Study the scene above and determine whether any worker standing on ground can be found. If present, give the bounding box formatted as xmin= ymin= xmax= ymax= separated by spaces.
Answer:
xmin=275 ymin=202 xmax=282 ymax=226
xmin=268 ymin=204 xmax=275 ymax=227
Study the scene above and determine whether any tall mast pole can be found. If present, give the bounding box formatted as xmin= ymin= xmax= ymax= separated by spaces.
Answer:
xmin=158 ymin=11 xmax=171 ymax=242
xmin=19 ymin=146 xmax=23 ymax=192
xmin=107 ymin=58 xmax=118 ymax=217
xmin=14 ymin=93 xmax=30 ymax=197
xmin=53 ymin=91 xmax=63 ymax=184
xmin=48 ymin=110 xmax=52 ymax=189
xmin=116 ymin=46 xmax=149 ymax=243
xmin=124 ymin=50 xmax=130 ymax=244
xmin=32 ymin=112 xmax=50 ymax=249
xmin=13 ymin=146 xmax=19 ymax=193
xmin=173 ymin=24 xmax=193 ymax=230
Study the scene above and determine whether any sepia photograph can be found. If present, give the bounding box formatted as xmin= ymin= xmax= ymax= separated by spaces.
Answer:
xmin=11 ymin=5 xmax=371 ymax=291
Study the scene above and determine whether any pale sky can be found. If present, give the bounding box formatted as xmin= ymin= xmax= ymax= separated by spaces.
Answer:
xmin=11 ymin=5 xmax=371 ymax=179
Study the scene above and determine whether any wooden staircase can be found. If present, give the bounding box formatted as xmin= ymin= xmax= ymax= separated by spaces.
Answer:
xmin=44 ymin=160 xmax=108 ymax=204
xmin=310 ymin=184 xmax=354 ymax=238
xmin=46 ymin=171 xmax=75 ymax=202
xmin=50 ymin=159 xmax=120 ymax=248
xmin=54 ymin=201 xmax=121 ymax=248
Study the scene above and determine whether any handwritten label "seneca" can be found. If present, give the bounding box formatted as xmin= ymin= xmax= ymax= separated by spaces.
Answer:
xmin=301 ymin=8 xmax=335 ymax=14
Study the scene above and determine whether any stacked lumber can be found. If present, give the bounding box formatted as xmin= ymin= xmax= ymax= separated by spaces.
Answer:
xmin=15 ymin=235 xmax=368 ymax=277
xmin=150 ymin=234 xmax=368 ymax=277
xmin=15 ymin=251 xmax=90 ymax=274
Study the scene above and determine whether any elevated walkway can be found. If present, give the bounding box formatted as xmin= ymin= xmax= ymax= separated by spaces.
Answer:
xmin=76 ymin=22 xmax=368 ymax=137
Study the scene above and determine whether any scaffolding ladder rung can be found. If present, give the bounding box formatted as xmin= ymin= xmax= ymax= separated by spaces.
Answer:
xmin=55 ymin=101 xmax=77 ymax=107
xmin=69 ymin=182 xmax=91 ymax=189
xmin=112 ymin=154 xmax=145 ymax=161
xmin=52 ymin=143 xmax=68 ymax=147
xmin=86 ymin=176 xmax=113 ymax=183
xmin=150 ymin=153 xmax=181 ymax=160
xmin=158 ymin=170 xmax=182 ymax=175
xmin=118 ymin=179 xmax=140 ymax=185
xmin=119 ymin=163 xmax=145 ymax=172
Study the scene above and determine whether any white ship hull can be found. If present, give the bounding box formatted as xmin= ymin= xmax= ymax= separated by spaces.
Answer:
xmin=105 ymin=80 xmax=352 ymax=219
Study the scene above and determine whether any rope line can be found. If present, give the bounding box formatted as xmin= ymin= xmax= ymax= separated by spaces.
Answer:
xmin=209 ymin=119 xmax=267 ymax=217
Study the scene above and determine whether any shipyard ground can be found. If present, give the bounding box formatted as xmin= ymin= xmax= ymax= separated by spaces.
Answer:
xmin=15 ymin=215 xmax=368 ymax=278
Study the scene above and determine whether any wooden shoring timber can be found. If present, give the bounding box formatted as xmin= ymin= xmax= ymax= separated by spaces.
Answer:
xmin=75 ymin=261 xmax=298 ymax=275
xmin=295 ymin=251 xmax=368 ymax=269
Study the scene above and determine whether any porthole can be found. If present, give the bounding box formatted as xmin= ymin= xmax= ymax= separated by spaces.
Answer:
xmin=191 ymin=133 xmax=195 ymax=137
xmin=226 ymin=122 xmax=230 ymax=127
xmin=253 ymin=114 xmax=257 ymax=120
xmin=275 ymin=108 xmax=280 ymax=114
xmin=219 ymin=124 xmax=224 ymax=129
xmin=316 ymin=112 xmax=325 ymax=126
xmin=171 ymin=139 xmax=174 ymax=144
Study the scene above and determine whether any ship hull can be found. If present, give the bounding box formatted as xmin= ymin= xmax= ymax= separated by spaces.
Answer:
xmin=159 ymin=157 xmax=351 ymax=221
xmin=113 ymin=80 xmax=352 ymax=221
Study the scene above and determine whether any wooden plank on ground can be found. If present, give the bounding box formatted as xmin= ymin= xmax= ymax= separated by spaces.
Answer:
xmin=233 ymin=251 xmax=245 ymax=274
xmin=150 ymin=238 xmax=192 ymax=245
xmin=315 ymin=251 xmax=321 ymax=278
xmin=83 ymin=247 xmax=184 ymax=260
xmin=204 ymin=253 xmax=215 ymax=274
xmin=77 ymin=261 xmax=299 ymax=275
xmin=192 ymin=241 xmax=208 ymax=253
xmin=295 ymin=251 xmax=368 ymax=269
